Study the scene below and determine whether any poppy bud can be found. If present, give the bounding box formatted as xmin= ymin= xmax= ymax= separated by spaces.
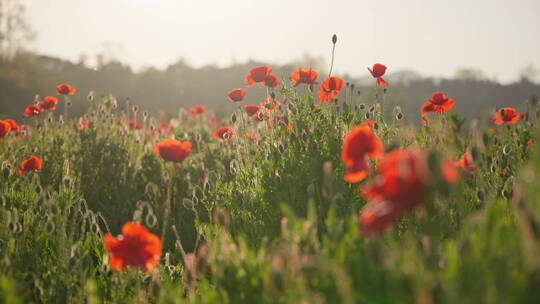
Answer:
xmin=357 ymin=90 xmax=361 ymax=96
xmin=383 ymin=88 xmax=388 ymax=94
xmin=87 ymin=91 xmax=95 ymax=101
xmin=373 ymin=122 xmax=379 ymax=130
xmin=346 ymin=82 xmax=350 ymax=87
xmin=48 ymin=117 xmax=53 ymax=123
xmin=395 ymin=112 xmax=403 ymax=120
xmin=132 ymin=105 xmax=139 ymax=113
xmin=365 ymin=112 xmax=371 ymax=120
xmin=359 ymin=104 xmax=366 ymax=110
xmin=63 ymin=176 xmax=72 ymax=186
xmin=332 ymin=34 xmax=337 ymax=44
xmin=502 ymin=145 xmax=511 ymax=155
xmin=477 ymin=190 xmax=485 ymax=200
xmin=143 ymin=111 xmax=149 ymax=118
xmin=270 ymin=92 xmax=276 ymax=99
xmin=278 ymin=144 xmax=285 ymax=154
xmin=369 ymin=105 xmax=375 ymax=113
xmin=231 ymin=113 xmax=237 ymax=124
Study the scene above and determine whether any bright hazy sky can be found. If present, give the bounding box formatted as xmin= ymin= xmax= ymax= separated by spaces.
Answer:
xmin=24 ymin=0 xmax=540 ymax=83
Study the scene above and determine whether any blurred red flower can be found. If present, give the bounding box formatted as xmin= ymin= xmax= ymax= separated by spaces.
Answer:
xmin=39 ymin=96 xmax=59 ymax=110
xmin=213 ymin=126 xmax=233 ymax=140
xmin=4 ymin=119 xmax=20 ymax=133
xmin=153 ymin=138 xmax=192 ymax=163
xmin=359 ymin=148 xmax=429 ymax=237
xmin=227 ymin=88 xmax=246 ymax=102
xmin=244 ymin=104 xmax=260 ymax=116
xmin=454 ymin=151 xmax=476 ymax=178
xmin=246 ymin=66 xmax=272 ymax=86
xmin=23 ymin=105 xmax=44 ymax=117
xmin=441 ymin=158 xmax=459 ymax=184
xmin=128 ymin=120 xmax=143 ymax=130
xmin=421 ymin=92 xmax=456 ymax=115
xmin=190 ymin=105 xmax=207 ymax=117
xmin=341 ymin=120 xmax=383 ymax=183
xmin=368 ymin=63 xmax=388 ymax=87
xmin=262 ymin=74 xmax=280 ymax=88
xmin=19 ymin=156 xmax=42 ymax=175
xmin=56 ymin=83 xmax=76 ymax=95
xmin=528 ymin=139 xmax=534 ymax=147
xmin=290 ymin=68 xmax=318 ymax=87
xmin=490 ymin=107 xmax=523 ymax=125
xmin=104 ymin=222 xmax=162 ymax=272
xmin=259 ymin=97 xmax=282 ymax=113
xmin=244 ymin=132 xmax=260 ymax=141
xmin=0 ymin=120 xmax=12 ymax=137
xmin=317 ymin=76 xmax=344 ymax=103
xmin=77 ymin=119 xmax=89 ymax=131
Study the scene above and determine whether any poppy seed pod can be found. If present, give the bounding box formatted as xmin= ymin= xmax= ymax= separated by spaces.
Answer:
xmin=332 ymin=34 xmax=337 ymax=44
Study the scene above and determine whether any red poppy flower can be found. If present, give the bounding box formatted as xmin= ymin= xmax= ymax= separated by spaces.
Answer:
xmin=420 ymin=92 xmax=456 ymax=115
xmin=155 ymin=122 xmax=173 ymax=135
xmin=341 ymin=121 xmax=383 ymax=183
xmin=359 ymin=201 xmax=401 ymax=238
xmin=368 ymin=63 xmax=388 ymax=87
xmin=490 ymin=107 xmax=524 ymax=125
xmin=290 ymin=68 xmax=318 ymax=86
xmin=213 ymin=126 xmax=233 ymax=140
xmin=454 ymin=151 xmax=475 ymax=178
xmin=244 ymin=104 xmax=260 ymax=116
xmin=259 ymin=98 xmax=282 ymax=113
xmin=244 ymin=132 xmax=260 ymax=141
xmin=4 ymin=119 xmax=19 ymax=133
xmin=317 ymin=76 xmax=344 ymax=103
xmin=313 ymin=105 xmax=321 ymax=110
xmin=39 ymin=96 xmax=58 ymax=110
xmin=246 ymin=66 xmax=272 ymax=86
xmin=77 ymin=119 xmax=89 ymax=131
xmin=528 ymin=139 xmax=534 ymax=147
xmin=359 ymin=148 xmax=428 ymax=237
xmin=262 ymin=74 xmax=280 ymax=88
xmin=104 ymin=222 xmax=162 ymax=272
xmin=23 ymin=104 xmax=44 ymax=117
xmin=56 ymin=83 xmax=76 ymax=95
xmin=251 ymin=111 xmax=269 ymax=122
xmin=441 ymin=158 xmax=459 ymax=184
xmin=190 ymin=105 xmax=207 ymax=117
xmin=283 ymin=125 xmax=293 ymax=131
xmin=227 ymin=88 xmax=246 ymax=102
xmin=128 ymin=120 xmax=143 ymax=130
xmin=19 ymin=156 xmax=42 ymax=175
xmin=0 ymin=120 xmax=12 ymax=137
xmin=153 ymin=138 xmax=192 ymax=162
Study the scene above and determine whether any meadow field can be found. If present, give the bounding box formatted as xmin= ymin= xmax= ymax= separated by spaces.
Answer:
xmin=1 ymin=47 xmax=540 ymax=303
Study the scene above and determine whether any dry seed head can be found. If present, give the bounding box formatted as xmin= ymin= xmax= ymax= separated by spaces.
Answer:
xmin=332 ymin=34 xmax=337 ymax=44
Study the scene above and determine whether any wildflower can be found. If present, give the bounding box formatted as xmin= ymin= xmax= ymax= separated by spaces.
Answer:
xmin=190 ymin=105 xmax=207 ymax=117
xmin=0 ymin=120 xmax=12 ymax=137
xmin=19 ymin=156 xmax=42 ymax=175
xmin=56 ymin=83 xmax=76 ymax=95
xmin=77 ymin=119 xmax=89 ymax=131
xmin=23 ymin=104 xmax=44 ymax=117
xmin=213 ymin=126 xmax=233 ymax=140
xmin=341 ymin=120 xmax=383 ymax=183
xmin=39 ymin=96 xmax=59 ymax=110
xmin=262 ymin=74 xmax=280 ymax=88
xmin=127 ymin=120 xmax=144 ymax=130
xmin=155 ymin=122 xmax=173 ymax=135
xmin=251 ymin=111 xmax=269 ymax=122
xmin=421 ymin=92 xmax=456 ymax=115
xmin=4 ymin=119 xmax=19 ymax=133
xmin=490 ymin=107 xmax=524 ymax=125
xmin=246 ymin=66 xmax=272 ymax=86
xmin=528 ymin=139 xmax=534 ymax=147
xmin=290 ymin=68 xmax=318 ymax=86
xmin=153 ymin=138 xmax=192 ymax=163
xmin=244 ymin=132 xmax=260 ymax=141
xmin=441 ymin=158 xmax=459 ymax=184
xmin=360 ymin=148 xmax=428 ymax=237
xmin=104 ymin=222 xmax=162 ymax=272
xmin=227 ymin=88 xmax=246 ymax=102
xmin=368 ymin=63 xmax=388 ymax=87
xmin=454 ymin=151 xmax=476 ymax=178
xmin=244 ymin=104 xmax=260 ymax=116
xmin=317 ymin=76 xmax=344 ymax=103
xmin=259 ymin=98 xmax=282 ymax=113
